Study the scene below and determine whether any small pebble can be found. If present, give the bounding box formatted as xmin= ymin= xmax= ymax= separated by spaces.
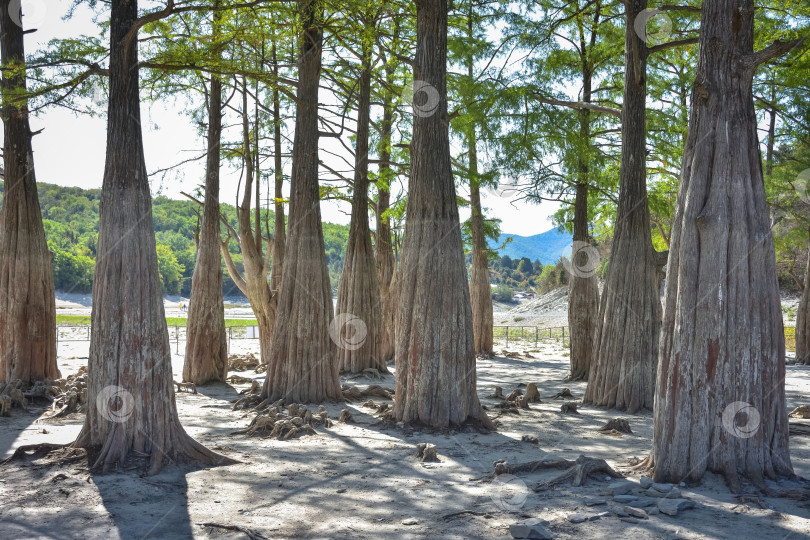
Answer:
xmin=402 ymin=518 xmax=418 ymax=525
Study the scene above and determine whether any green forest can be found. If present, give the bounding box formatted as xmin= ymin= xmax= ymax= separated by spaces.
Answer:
xmin=0 ymin=182 xmax=350 ymax=296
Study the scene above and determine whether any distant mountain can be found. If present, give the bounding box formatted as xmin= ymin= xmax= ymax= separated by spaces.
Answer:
xmin=488 ymin=228 xmax=573 ymax=265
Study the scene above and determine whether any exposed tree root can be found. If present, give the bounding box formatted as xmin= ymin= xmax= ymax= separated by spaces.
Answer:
xmin=227 ymin=375 xmax=256 ymax=385
xmin=533 ymin=455 xmax=623 ymax=491
xmin=341 ymin=384 xmax=394 ymax=401
xmin=473 ymin=456 xmax=575 ymax=481
xmin=524 ymin=383 xmax=541 ymax=403
xmin=0 ymin=443 xmax=83 ymax=466
xmin=505 ymin=389 xmax=523 ymax=402
xmin=487 ymin=387 xmax=504 ymax=399
xmin=199 ymin=523 xmax=270 ymax=540
xmin=416 ymin=443 xmax=439 ymax=462
xmin=599 ymin=418 xmax=632 ymax=434
xmin=551 ymin=388 xmax=575 ymax=399
xmin=339 ymin=409 xmax=354 ymax=423
xmin=239 ymin=380 xmax=262 ymax=395
xmin=40 ymin=368 xmax=89 ymax=419
xmin=0 ymin=380 xmax=27 ymax=414
xmin=789 ymin=406 xmax=810 ymax=419
xmin=232 ymin=403 xmax=332 ymax=440
xmin=361 ymin=399 xmax=377 ymax=408
xmin=560 ymin=402 xmax=579 ymax=414
xmin=173 ymin=381 xmax=197 ymax=394
xmin=516 ymin=395 xmax=530 ymax=409
xmin=228 ymin=353 xmax=260 ymax=372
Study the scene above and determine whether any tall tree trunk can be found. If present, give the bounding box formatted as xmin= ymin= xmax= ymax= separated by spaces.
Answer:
xmin=567 ymin=184 xmax=599 ymax=380
xmin=648 ymin=0 xmax=795 ymax=491
xmin=269 ymin=36 xmax=286 ymax=315
xmin=0 ymin=1 xmax=59 ymax=384
xmin=73 ymin=0 xmax=231 ymax=475
xmin=220 ymin=80 xmax=275 ymax=368
xmin=468 ymin=131 xmax=494 ymax=355
xmin=567 ymin=61 xmax=600 ymax=381
xmin=585 ymin=0 xmax=662 ymax=412
xmin=336 ymin=27 xmax=385 ymax=374
xmin=393 ymin=0 xmax=491 ymax=428
xmin=797 ymin=244 xmax=810 ymax=364
xmin=262 ymin=0 xmax=341 ymax=403
xmin=375 ymin=63 xmax=397 ymax=364
xmin=183 ymin=2 xmax=227 ymax=385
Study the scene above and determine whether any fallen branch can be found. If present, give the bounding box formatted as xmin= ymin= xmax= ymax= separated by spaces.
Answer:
xmin=534 ymin=455 xmax=623 ymax=491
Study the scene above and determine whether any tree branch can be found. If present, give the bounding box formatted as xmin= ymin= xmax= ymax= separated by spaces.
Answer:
xmin=741 ymin=38 xmax=806 ymax=71
xmin=532 ymin=93 xmax=622 ymax=119
xmin=648 ymin=37 xmax=700 ymax=55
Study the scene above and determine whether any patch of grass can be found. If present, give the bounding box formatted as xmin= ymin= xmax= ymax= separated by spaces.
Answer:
xmin=57 ymin=315 xmax=259 ymax=328
xmin=514 ymin=317 xmax=525 ymax=322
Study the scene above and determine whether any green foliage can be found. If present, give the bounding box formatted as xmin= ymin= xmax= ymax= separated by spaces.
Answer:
xmin=13 ymin=183 xmax=352 ymax=297
xmin=492 ymin=283 xmax=515 ymax=303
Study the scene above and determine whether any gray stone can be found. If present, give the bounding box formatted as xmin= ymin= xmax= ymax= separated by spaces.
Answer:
xmin=639 ymin=476 xmax=653 ymax=489
xmin=509 ymin=520 xmax=554 ymax=539
xmin=590 ymin=512 xmax=610 ymax=521
xmin=614 ymin=509 xmax=629 ymax=518
xmin=584 ymin=498 xmax=607 ymax=506
xmin=647 ymin=507 xmax=660 ymax=515
xmin=613 ymin=494 xmax=638 ymax=503
xmin=401 ymin=518 xmax=419 ymax=525
xmin=645 ymin=488 xmax=682 ymax=498
xmin=623 ymin=506 xmax=648 ymax=519
xmin=620 ymin=517 xmax=641 ymax=524
xmin=608 ymin=480 xmax=634 ymax=495
xmin=651 ymin=483 xmax=673 ymax=493
xmin=632 ymin=497 xmax=657 ymax=508
xmin=567 ymin=513 xmax=588 ymax=524
xmin=657 ymin=498 xmax=696 ymax=516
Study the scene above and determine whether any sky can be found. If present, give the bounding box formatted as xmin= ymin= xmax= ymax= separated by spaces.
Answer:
xmin=13 ymin=0 xmax=561 ymax=237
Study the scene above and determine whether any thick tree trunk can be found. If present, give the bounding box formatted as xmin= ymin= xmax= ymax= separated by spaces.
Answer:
xmin=649 ymin=0 xmax=794 ymax=490
xmin=567 ymin=183 xmax=599 ymax=380
xmin=375 ymin=64 xmax=396 ymax=364
xmin=585 ymin=0 xmax=661 ymax=413
xmin=0 ymin=2 xmax=59 ymax=384
xmin=468 ymin=133 xmax=494 ymax=355
xmin=73 ymin=0 xmax=230 ymax=475
xmin=797 ymin=246 xmax=809 ymax=364
xmin=336 ymin=32 xmax=385 ymax=373
xmin=393 ymin=0 xmax=490 ymax=428
xmin=183 ymin=3 xmax=227 ymax=386
xmin=262 ymin=0 xmax=341 ymax=403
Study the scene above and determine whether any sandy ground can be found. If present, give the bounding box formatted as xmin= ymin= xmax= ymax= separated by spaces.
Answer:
xmin=1 ymin=333 xmax=809 ymax=540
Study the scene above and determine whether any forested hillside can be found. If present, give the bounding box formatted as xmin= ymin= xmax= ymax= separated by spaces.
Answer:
xmin=0 ymin=182 xmax=350 ymax=296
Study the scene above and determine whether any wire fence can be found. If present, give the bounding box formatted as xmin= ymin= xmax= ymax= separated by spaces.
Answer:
xmin=54 ymin=323 xmax=798 ymax=353
xmin=493 ymin=325 xmax=568 ymax=348
xmin=56 ymin=325 xmax=262 ymax=355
